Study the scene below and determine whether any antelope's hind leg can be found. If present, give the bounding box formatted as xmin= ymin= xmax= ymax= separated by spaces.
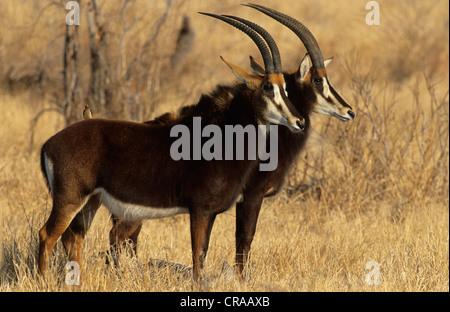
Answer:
xmin=38 ymin=194 xmax=92 ymax=276
xmin=61 ymin=194 xmax=101 ymax=266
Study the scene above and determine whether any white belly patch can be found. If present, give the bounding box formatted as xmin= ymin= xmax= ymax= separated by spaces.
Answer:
xmin=94 ymin=188 xmax=189 ymax=222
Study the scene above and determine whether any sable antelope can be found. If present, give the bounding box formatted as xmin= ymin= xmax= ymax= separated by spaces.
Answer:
xmin=82 ymin=104 xmax=93 ymax=120
xmin=232 ymin=4 xmax=354 ymax=275
xmin=106 ymin=5 xmax=355 ymax=278
xmin=38 ymin=13 xmax=304 ymax=282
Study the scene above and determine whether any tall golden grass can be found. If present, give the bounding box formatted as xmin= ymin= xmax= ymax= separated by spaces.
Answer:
xmin=0 ymin=0 xmax=448 ymax=291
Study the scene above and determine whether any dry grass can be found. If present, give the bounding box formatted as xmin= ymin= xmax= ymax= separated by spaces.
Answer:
xmin=0 ymin=0 xmax=449 ymax=292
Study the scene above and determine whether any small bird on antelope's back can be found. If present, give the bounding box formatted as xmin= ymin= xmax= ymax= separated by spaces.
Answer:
xmin=82 ymin=104 xmax=93 ymax=120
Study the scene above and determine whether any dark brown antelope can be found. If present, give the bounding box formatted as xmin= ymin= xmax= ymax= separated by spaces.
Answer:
xmin=232 ymin=4 xmax=355 ymax=275
xmin=38 ymin=13 xmax=304 ymax=282
xmin=105 ymin=5 xmax=356 ymax=279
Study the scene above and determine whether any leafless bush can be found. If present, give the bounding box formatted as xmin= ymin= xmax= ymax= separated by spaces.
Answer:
xmin=26 ymin=0 xmax=194 ymax=150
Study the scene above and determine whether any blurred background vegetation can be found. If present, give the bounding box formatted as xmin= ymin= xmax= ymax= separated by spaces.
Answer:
xmin=0 ymin=0 xmax=448 ymax=291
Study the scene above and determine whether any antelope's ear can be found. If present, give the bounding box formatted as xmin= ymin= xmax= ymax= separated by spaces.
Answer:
xmin=221 ymin=56 xmax=261 ymax=88
xmin=296 ymin=53 xmax=311 ymax=82
xmin=249 ymin=56 xmax=265 ymax=75
xmin=324 ymin=57 xmax=333 ymax=68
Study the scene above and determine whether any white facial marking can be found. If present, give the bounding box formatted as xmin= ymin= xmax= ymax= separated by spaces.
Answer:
xmin=315 ymin=95 xmax=337 ymax=116
xmin=264 ymin=84 xmax=284 ymax=125
xmin=273 ymin=84 xmax=283 ymax=106
xmin=323 ymin=78 xmax=330 ymax=98
xmin=263 ymin=84 xmax=300 ymax=132
xmin=314 ymin=91 xmax=353 ymax=121
xmin=94 ymin=188 xmax=189 ymax=222
xmin=314 ymin=78 xmax=335 ymax=116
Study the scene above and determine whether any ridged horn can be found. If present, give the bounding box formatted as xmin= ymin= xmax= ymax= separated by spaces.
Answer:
xmin=199 ymin=12 xmax=275 ymax=74
xmin=222 ymin=14 xmax=282 ymax=73
xmin=243 ymin=3 xmax=325 ymax=69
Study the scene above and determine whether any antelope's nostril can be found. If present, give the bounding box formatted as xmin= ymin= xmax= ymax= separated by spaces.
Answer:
xmin=296 ymin=120 xmax=305 ymax=131
xmin=348 ymin=110 xmax=355 ymax=119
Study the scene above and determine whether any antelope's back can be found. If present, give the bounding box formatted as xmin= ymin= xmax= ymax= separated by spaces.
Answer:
xmin=39 ymin=119 xmax=180 ymax=199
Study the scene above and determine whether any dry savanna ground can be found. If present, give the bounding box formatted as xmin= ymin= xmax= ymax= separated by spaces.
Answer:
xmin=0 ymin=0 xmax=449 ymax=292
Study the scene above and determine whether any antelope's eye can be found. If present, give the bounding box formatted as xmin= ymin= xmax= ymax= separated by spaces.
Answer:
xmin=263 ymin=83 xmax=273 ymax=92
xmin=314 ymin=77 xmax=323 ymax=86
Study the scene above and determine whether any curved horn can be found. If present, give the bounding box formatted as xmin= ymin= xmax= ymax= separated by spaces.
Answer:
xmin=243 ymin=3 xmax=325 ymax=69
xmin=222 ymin=15 xmax=282 ymax=73
xmin=199 ymin=12 xmax=275 ymax=74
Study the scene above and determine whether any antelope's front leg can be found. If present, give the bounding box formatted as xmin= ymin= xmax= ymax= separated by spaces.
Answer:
xmin=109 ymin=216 xmax=143 ymax=261
xmin=109 ymin=219 xmax=143 ymax=263
xmin=189 ymin=211 xmax=216 ymax=282
xmin=235 ymin=191 xmax=265 ymax=279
